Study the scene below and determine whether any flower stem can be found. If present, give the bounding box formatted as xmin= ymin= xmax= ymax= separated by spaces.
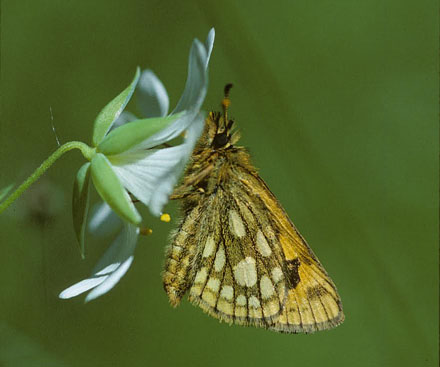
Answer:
xmin=0 ymin=141 xmax=95 ymax=214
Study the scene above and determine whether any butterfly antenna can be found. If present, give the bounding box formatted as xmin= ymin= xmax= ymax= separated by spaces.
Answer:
xmin=221 ymin=83 xmax=233 ymax=131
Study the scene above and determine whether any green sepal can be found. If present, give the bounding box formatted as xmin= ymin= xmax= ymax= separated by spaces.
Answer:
xmin=0 ymin=183 xmax=14 ymax=203
xmin=90 ymin=153 xmax=141 ymax=225
xmin=97 ymin=114 xmax=179 ymax=156
xmin=72 ymin=163 xmax=91 ymax=259
xmin=92 ymin=67 xmax=140 ymax=147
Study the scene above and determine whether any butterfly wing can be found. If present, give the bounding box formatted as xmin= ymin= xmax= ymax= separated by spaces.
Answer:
xmin=237 ymin=170 xmax=344 ymax=333
xmin=165 ymin=167 xmax=343 ymax=333
xmin=185 ymin=187 xmax=289 ymax=328
xmin=165 ymin=150 xmax=343 ymax=333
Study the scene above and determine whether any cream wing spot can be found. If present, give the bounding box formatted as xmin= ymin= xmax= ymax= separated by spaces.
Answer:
xmin=256 ymin=230 xmax=272 ymax=257
xmin=194 ymin=267 xmax=208 ymax=284
xmin=229 ymin=210 xmax=246 ymax=237
xmin=202 ymin=236 xmax=215 ymax=258
xmin=236 ymin=294 xmax=247 ymax=306
xmin=260 ymin=275 xmax=275 ymax=299
xmin=248 ymin=295 xmax=261 ymax=308
xmin=233 ymin=257 xmax=257 ymax=287
xmin=214 ymin=245 xmax=226 ymax=272
xmin=263 ymin=299 xmax=280 ymax=316
xmin=271 ymin=266 xmax=284 ymax=283
xmin=206 ymin=278 xmax=221 ymax=293
xmin=248 ymin=296 xmax=263 ymax=318
xmin=220 ymin=285 xmax=234 ymax=301
xmin=202 ymin=291 xmax=217 ymax=307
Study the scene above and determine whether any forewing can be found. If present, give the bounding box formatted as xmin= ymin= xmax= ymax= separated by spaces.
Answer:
xmin=238 ymin=169 xmax=344 ymax=333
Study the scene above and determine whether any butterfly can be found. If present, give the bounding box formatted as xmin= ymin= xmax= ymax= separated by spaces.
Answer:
xmin=164 ymin=84 xmax=344 ymax=333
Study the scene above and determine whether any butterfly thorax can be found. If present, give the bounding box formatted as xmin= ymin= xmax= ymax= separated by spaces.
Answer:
xmin=174 ymin=112 xmax=255 ymax=201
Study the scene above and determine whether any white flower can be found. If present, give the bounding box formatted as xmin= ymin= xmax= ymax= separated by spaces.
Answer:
xmin=62 ymin=28 xmax=215 ymax=301
xmin=59 ymin=223 xmax=139 ymax=302
xmin=94 ymin=27 xmax=214 ymax=220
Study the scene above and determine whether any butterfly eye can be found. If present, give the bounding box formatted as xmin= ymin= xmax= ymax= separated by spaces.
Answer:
xmin=212 ymin=132 xmax=229 ymax=149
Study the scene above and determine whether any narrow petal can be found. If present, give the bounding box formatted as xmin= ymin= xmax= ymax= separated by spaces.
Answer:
xmin=91 ymin=222 xmax=139 ymax=275
xmin=88 ymin=202 xmax=123 ymax=237
xmin=86 ymin=223 xmax=139 ymax=301
xmin=124 ymin=111 xmax=196 ymax=152
xmin=92 ymin=67 xmax=140 ymax=146
xmin=181 ymin=112 xmax=205 ymax=156
xmin=147 ymin=113 xmax=205 ymax=215
xmin=204 ymin=28 xmax=215 ymax=69
xmin=137 ymin=70 xmax=169 ymax=118
xmin=59 ymin=277 xmax=108 ymax=299
xmin=172 ymin=39 xmax=208 ymax=114
xmin=90 ymin=153 xmax=141 ymax=225
xmin=85 ymin=257 xmax=134 ymax=302
xmin=59 ymin=223 xmax=139 ymax=300
xmin=72 ymin=162 xmax=91 ymax=259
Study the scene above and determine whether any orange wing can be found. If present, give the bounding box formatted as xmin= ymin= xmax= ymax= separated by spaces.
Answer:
xmin=238 ymin=170 xmax=344 ymax=333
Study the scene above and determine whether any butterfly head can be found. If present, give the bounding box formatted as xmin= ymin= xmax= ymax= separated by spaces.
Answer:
xmin=204 ymin=84 xmax=241 ymax=151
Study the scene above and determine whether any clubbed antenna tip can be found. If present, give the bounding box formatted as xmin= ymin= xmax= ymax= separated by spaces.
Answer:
xmin=222 ymin=83 xmax=233 ymax=125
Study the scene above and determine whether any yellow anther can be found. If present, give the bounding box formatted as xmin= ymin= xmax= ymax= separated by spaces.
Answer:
xmin=140 ymin=227 xmax=153 ymax=236
xmin=160 ymin=213 xmax=171 ymax=223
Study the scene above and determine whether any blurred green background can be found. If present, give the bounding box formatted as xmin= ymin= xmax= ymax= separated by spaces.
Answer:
xmin=0 ymin=1 xmax=437 ymax=366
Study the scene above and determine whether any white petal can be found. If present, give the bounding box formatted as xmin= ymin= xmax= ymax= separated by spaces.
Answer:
xmin=182 ymin=112 xmax=205 ymax=156
xmin=91 ymin=223 xmax=139 ymax=275
xmin=59 ymin=223 xmax=139 ymax=300
xmin=172 ymin=39 xmax=208 ymax=114
xmin=85 ymin=256 xmax=134 ymax=302
xmin=94 ymin=263 xmax=120 ymax=276
xmin=111 ymin=111 xmax=138 ymax=131
xmin=110 ymin=146 xmax=187 ymax=214
xmin=204 ymin=28 xmax=215 ymax=69
xmin=59 ymin=276 xmax=108 ymax=299
xmin=88 ymin=202 xmax=123 ymax=237
xmin=146 ymin=118 xmax=205 ymax=215
xmin=146 ymin=161 xmax=183 ymax=217
xmin=137 ymin=70 xmax=169 ymax=118
xmin=147 ymin=113 xmax=205 ymax=215
xmin=125 ymin=111 xmax=195 ymax=152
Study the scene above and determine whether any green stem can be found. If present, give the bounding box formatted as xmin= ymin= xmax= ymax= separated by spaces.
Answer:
xmin=0 ymin=141 xmax=95 ymax=214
